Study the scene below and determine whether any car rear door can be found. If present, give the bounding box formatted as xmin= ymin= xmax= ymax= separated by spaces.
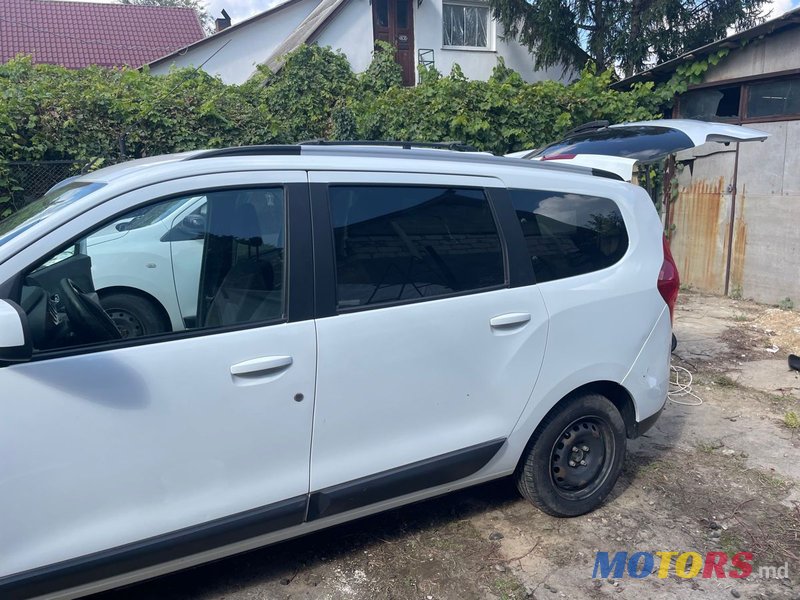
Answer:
xmin=305 ymin=171 xmax=548 ymax=518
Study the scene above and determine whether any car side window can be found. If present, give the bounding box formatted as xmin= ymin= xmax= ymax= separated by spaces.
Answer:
xmin=509 ymin=189 xmax=628 ymax=283
xmin=329 ymin=185 xmax=505 ymax=310
xmin=19 ymin=187 xmax=285 ymax=353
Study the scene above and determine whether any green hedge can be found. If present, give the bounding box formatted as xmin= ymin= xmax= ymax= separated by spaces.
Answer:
xmin=0 ymin=43 xmax=669 ymax=216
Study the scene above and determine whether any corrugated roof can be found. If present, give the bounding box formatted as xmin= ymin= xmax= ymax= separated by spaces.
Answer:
xmin=0 ymin=0 xmax=206 ymax=69
xmin=614 ymin=6 xmax=800 ymax=89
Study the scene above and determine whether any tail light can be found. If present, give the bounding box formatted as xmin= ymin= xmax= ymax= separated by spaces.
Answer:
xmin=658 ymin=236 xmax=680 ymax=322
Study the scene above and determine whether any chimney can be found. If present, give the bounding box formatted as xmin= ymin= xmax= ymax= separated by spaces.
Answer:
xmin=215 ymin=9 xmax=231 ymax=32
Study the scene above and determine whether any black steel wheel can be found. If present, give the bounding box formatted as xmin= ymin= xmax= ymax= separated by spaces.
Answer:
xmin=516 ymin=393 xmax=626 ymax=517
xmin=549 ymin=416 xmax=616 ymax=501
xmin=100 ymin=293 xmax=170 ymax=339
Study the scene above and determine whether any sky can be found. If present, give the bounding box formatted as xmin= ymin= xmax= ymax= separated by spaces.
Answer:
xmin=758 ymin=0 xmax=799 ymax=20
xmin=204 ymin=0 xmax=279 ymax=22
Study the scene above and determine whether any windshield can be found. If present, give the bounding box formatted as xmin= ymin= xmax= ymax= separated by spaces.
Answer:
xmin=0 ymin=181 xmax=106 ymax=249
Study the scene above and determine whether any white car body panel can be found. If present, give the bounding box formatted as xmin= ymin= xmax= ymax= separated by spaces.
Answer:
xmin=546 ymin=154 xmax=638 ymax=181
xmin=0 ymin=321 xmax=317 ymax=577
xmin=0 ymin=299 xmax=26 ymax=347
xmin=0 ymin=151 xmax=672 ymax=598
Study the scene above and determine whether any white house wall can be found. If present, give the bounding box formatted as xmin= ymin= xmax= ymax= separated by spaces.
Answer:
xmin=314 ymin=0 xmax=570 ymax=83
xmin=149 ymin=0 xmax=320 ymax=84
xmin=313 ymin=0 xmax=374 ymax=72
xmin=413 ymin=0 xmax=567 ymax=82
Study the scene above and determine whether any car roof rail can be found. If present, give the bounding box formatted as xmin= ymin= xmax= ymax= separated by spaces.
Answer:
xmin=182 ymin=142 xmax=619 ymax=180
xmin=298 ymin=139 xmax=479 ymax=152
xmin=186 ymin=145 xmax=302 ymax=160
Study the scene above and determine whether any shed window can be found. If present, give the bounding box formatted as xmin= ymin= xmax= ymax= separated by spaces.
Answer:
xmin=679 ymin=86 xmax=740 ymax=120
xmin=443 ymin=3 xmax=490 ymax=48
xmin=747 ymin=78 xmax=800 ymax=118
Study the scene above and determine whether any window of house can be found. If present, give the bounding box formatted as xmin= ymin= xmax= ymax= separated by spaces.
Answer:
xmin=396 ymin=0 xmax=409 ymax=28
xmin=374 ymin=0 xmax=388 ymax=27
xmin=509 ymin=190 xmax=628 ymax=283
xmin=747 ymin=78 xmax=800 ymax=118
xmin=328 ymin=185 xmax=504 ymax=309
xmin=679 ymin=86 xmax=741 ymax=120
xmin=442 ymin=2 xmax=490 ymax=48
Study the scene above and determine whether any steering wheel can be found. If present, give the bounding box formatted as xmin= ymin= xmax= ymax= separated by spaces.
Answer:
xmin=59 ymin=278 xmax=122 ymax=343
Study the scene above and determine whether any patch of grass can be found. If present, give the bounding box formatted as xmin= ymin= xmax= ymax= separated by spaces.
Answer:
xmin=751 ymin=469 xmax=791 ymax=492
xmin=783 ymin=411 xmax=800 ymax=429
xmin=680 ymin=283 xmax=694 ymax=292
xmin=718 ymin=529 xmax=744 ymax=556
xmin=635 ymin=459 xmax=669 ymax=474
xmin=732 ymin=314 xmax=751 ymax=322
xmin=711 ymin=374 xmax=739 ymax=388
xmin=696 ymin=441 xmax=724 ymax=454
xmin=778 ymin=297 xmax=794 ymax=311
xmin=492 ymin=575 xmax=526 ymax=599
xmin=767 ymin=392 xmax=792 ymax=403
xmin=730 ymin=285 xmax=743 ymax=300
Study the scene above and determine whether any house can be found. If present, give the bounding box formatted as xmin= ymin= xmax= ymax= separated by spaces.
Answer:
xmin=148 ymin=0 xmax=568 ymax=86
xmin=0 ymin=0 xmax=205 ymax=69
xmin=615 ymin=7 xmax=800 ymax=305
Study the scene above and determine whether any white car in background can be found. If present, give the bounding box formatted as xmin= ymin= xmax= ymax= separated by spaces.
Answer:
xmin=506 ymin=119 xmax=769 ymax=181
xmin=88 ymin=196 xmax=206 ymax=336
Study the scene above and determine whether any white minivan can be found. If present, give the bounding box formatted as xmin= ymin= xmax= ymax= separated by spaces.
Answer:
xmin=0 ymin=143 xmax=677 ymax=599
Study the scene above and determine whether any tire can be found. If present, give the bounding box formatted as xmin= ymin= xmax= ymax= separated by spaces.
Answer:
xmin=515 ymin=393 xmax=626 ymax=517
xmin=100 ymin=293 xmax=169 ymax=339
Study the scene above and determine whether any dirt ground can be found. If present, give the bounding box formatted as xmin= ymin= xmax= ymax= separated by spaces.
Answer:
xmin=95 ymin=291 xmax=800 ymax=600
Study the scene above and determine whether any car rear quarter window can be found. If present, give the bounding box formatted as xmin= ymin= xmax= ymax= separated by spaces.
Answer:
xmin=328 ymin=185 xmax=505 ymax=310
xmin=509 ymin=189 xmax=628 ymax=283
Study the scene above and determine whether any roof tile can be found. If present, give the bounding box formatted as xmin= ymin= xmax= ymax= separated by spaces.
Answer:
xmin=0 ymin=0 xmax=206 ymax=68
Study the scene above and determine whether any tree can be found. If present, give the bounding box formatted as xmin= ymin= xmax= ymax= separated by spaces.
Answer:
xmin=488 ymin=0 xmax=768 ymax=77
xmin=119 ymin=0 xmax=212 ymax=33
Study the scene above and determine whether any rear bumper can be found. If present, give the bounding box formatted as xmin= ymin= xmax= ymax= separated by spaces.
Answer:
xmin=632 ymin=399 xmax=666 ymax=437
xmin=621 ymin=305 xmax=671 ymax=426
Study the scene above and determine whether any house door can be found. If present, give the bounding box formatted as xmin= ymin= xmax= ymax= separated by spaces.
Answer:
xmin=372 ymin=0 xmax=415 ymax=86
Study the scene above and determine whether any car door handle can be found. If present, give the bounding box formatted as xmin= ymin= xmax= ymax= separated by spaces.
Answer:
xmin=490 ymin=313 xmax=531 ymax=328
xmin=230 ymin=356 xmax=293 ymax=377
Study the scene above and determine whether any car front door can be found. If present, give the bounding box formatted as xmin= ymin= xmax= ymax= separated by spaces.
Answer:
xmin=0 ymin=172 xmax=316 ymax=597
xmin=306 ymin=172 xmax=548 ymax=517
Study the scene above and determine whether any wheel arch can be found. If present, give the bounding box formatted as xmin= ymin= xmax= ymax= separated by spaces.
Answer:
xmin=96 ymin=286 xmax=172 ymax=330
xmin=514 ymin=380 xmax=637 ymax=472
xmin=569 ymin=380 xmax=637 ymax=439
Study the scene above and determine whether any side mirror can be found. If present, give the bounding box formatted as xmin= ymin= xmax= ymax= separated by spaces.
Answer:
xmin=115 ymin=217 xmax=135 ymax=232
xmin=180 ymin=214 xmax=206 ymax=237
xmin=0 ymin=299 xmax=32 ymax=365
